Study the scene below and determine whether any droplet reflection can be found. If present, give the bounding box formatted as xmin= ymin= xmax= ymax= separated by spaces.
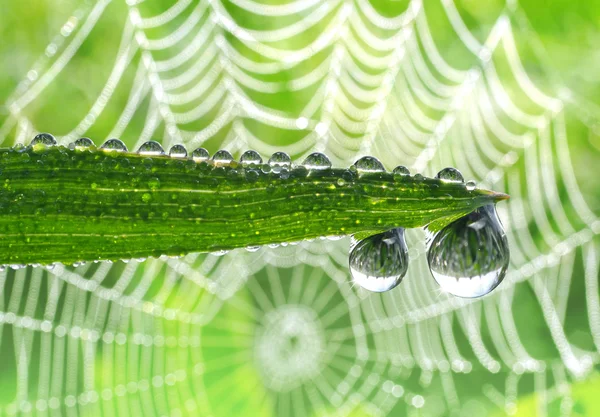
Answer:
xmin=427 ymin=204 xmax=509 ymax=298
xmin=349 ymin=228 xmax=409 ymax=292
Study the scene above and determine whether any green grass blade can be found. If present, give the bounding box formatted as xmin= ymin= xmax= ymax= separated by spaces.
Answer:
xmin=0 ymin=144 xmax=508 ymax=265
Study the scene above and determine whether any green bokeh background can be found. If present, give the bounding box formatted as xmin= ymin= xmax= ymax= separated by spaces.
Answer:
xmin=1 ymin=0 xmax=599 ymax=416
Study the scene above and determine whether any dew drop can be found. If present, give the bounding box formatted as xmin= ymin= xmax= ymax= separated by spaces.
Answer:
xmin=31 ymin=133 xmax=57 ymax=147
xmin=392 ymin=165 xmax=410 ymax=176
xmin=239 ymin=150 xmax=262 ymax=165
xmin=427 ymin=204 xmax=509 ymax=298
xmin=100 ymin=139 xmax=127 ymax=152
xmin=349 ymin=228 xmax=409 ymax=292
xmin=465 ymin=180 xmax=477 ymax=191
xmin=71 ymin=137 xmax=95 ymax=149
xmin=147 ymin=178 xmax=160 ymax=191
xmin=169 ymin=144 xmax=187 ymax=158
xmin=268 ymin=152 xmax=291 ymax=167
xmin=138 ymin=141 xmax=165 ymax=156
xmin=191 ymin=148 xmax=209 ymax=161
xmin=353 ymin=156 xmax=385 ymax=174
xmin=212 ymin=150 xmax=233 ymax=165
xmin=436 ymin=167 xmax=464 ymax=183
xmin=245 ymin=246 xmax=260 ymax=252
xmin=302 ymin=152 xmax=332 ymax=170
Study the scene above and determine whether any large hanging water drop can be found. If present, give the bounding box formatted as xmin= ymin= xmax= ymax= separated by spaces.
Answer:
xmin=349 ymin=228 xmax=409 ymax=292
xmin=435 ymin=167 xmax=464 ymax=183
xmin=239 ymin=150 xmax=262 ymax=165
xmin=138 ymin=141 xmax=165 ymax=156
xmin=302 ymin=152 xmax=331 ymax=170
xmin=426 ymin=204 xmax=509 ymax=298
xmin=100 ymin=139 xmax=127 ymax=152
xmin=353 ymin=156 xmax=385 ymax=174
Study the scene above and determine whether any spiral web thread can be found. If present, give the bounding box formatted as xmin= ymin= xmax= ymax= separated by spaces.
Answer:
xmin=0 ymin=0 xmax=599 ymax=416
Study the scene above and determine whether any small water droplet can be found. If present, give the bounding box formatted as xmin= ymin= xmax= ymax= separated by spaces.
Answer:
xmin=191 ymin=148 xmax=209 ymax=161
xmin=436 ymin=167 xmax=464 ymax=183
xmin=337 ymin=178 xmax=346 ymax=186
xmin=427 ymin=204 xmax=509 ymax=298
xmin=353 ymin=156 xmax=385 ymax=174
xmin=147 ymin=178 xmax=160 ymax=191
xmin=245 ymin=246 xmax=260 ymax=252
xmin=392 ymin=165 xmax=410 ymax=176
xmin=302 ymin=152 xmax=331 ymax=170
xmin=268 ymin=152 xmax=291 ymax=167
xmin=212 ymin=250 xmax=230 ymax=256
xmin=71 ymin=137 xmax=95 ymax=149
xmin=31 ymin=133 xmax=57 ymax=147
xmin=240 ymin=150 xmax=262 ymax=165
xmin=349 ymin=228 xmax=409 ymax=292
xmin=279 ymin=169 xmax=290 ymax=179
xmin=465 ymin=180 xmax=477 ymax=191
xmin=138 ymin=141 xmax=165 ymax=156
xmin=100 ymin=139 xmax=127 ymax=152
xmin=169 ymin=144 xmax=187 ymax=158
xmin=212 ymin=150 xmax=233 ymax=165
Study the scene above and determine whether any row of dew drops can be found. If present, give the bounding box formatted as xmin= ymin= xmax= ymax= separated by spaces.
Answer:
xmin=28 ymin=133 xmax=479 ymax=188
xmin=21 ymin=134 xmax=510 ymax=298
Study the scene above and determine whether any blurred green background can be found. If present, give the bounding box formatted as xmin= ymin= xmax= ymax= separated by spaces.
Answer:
xmin=0 ymin=0 xmax=599 ymax=416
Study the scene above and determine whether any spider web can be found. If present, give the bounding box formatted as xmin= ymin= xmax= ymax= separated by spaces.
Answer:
xmin=0 ymin=0 xmax=599 ymax=416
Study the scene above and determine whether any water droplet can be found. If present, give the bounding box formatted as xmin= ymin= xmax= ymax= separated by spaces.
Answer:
xmin=279 ymin=169 xmax=290 ymax=179
xmin=100 ymin=139 xmax=127 ymax=152
xmin=466 ymin=180 xmax=477 ymax=191
xmin=349 ymin=228 xmax=409 ymax=292
xmin=212 ymin=150 xmax=233 ymax=164
xmin=268 ymin=152 xmax=291 ymax=167
xmin=191 ymin=148 xmax=209 ymax=161
xmin=147 ymin=178 xmax=160 ymax=191
xmin=392 ymin=165 xmax=410 ymax=176
xmin=31 ymin=133 xmax=57 ymax=147
xmin=245 ymin=246 xmax=260 ymax=252
xmin=427 ymin=204 xmax=509 ymax=298
xmin=71 ymin=137 xmax=95 ymax=149
xmin=240 ymin=150 xmax=262 ymax=165
xmin=302 ymin=152 xmax=331 ymax=170
xmin=353 ymin=156 xmax=385 ymax=174
xmin=436 ymin=167 xmax=464 ymax=183
xmin=168 ymin=144 xmax=187 ymax=158
xmin=138 ymin=141 xmax=165 ymax=156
